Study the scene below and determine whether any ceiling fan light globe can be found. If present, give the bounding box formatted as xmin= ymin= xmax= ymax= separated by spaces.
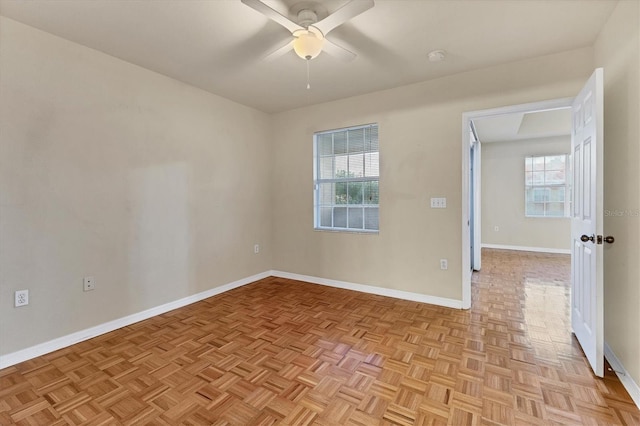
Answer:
xmin=293 ymin=32 xmax=324 ymax=60
xmin=307 ymin=25 xmax=324 ymax=40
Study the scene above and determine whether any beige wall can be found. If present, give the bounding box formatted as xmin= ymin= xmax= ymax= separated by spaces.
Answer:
xmin=595 ymin=0 xmax=640 ymax=394
xmin=271 ymin=48 xmax=593 ymax=301
xmin=0 ymin=17 xmax=273 ymax=355
xmin=481 ymin=136 xmax=571 ymax=251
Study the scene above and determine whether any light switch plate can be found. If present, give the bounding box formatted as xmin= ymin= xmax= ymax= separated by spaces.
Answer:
xmin=430 ymin=197 xmax=447 ymax=208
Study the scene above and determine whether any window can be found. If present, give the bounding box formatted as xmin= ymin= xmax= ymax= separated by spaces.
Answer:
xmin=525 ymin=154 xmax=570 ymax=217
xmin=314 ymin=124 xmax=379 ymax=232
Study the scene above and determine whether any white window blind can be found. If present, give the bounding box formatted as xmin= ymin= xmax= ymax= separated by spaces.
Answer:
xmin=314 ymin=124 xmax=379 ymax=232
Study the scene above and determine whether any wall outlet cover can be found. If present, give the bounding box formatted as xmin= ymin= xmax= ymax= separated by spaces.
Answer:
xmin=15 ymin=290 xmax=29 ymax=307
xmin=83 ymin=276 xmax=95 ymax=292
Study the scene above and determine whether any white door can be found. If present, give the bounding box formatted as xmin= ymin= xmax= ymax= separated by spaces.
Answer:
xmin=571 ymin=68 xmax=604 ymax=377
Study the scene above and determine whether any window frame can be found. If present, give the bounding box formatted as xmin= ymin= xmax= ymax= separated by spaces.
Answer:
xmin=313 ymin=123 xmax=379 ymax=233
xmin=524 ymin=154 xmax=571 ymax=218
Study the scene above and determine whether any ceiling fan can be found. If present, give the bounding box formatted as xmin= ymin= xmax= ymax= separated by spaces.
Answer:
xmin=241 ymin=0 xmax=375 ymax=62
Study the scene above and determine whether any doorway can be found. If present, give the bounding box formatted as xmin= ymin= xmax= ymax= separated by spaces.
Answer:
xmin=461 ymin=97 xmax=573 ymax=309
xmin=461 ymin=68 xmax=604 ymax=378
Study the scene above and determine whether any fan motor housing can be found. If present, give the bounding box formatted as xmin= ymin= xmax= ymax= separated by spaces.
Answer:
xmin=290 ymin=1 xmax=328 ymax=24
xmin=297 ymin=9 xmax=318 ymax=27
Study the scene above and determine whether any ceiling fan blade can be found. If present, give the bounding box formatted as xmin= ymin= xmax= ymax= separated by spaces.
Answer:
xmin=264 ymin=40 xmax=294 ymax=61
xmin=312 ymin=0 xmax=374 ymax=35
xmin=241 ymin=0 xmax=303 ymax=34
xmin=322 ymin=38 xmax=357 ymax=62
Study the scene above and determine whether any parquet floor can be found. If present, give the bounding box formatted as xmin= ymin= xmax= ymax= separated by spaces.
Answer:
xmin=1 ymin=249 xmax=638 ymax=425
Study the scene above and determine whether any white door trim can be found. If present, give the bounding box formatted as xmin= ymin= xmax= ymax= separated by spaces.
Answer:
xmin=461 ymin=97 xmax=574 ymax=309
xmin=472 ymin=139 xmax=481 ymax=271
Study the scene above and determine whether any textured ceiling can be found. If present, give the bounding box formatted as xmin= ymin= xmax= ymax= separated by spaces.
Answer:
xmin=0 ymin=0 xmax=617 ymax=113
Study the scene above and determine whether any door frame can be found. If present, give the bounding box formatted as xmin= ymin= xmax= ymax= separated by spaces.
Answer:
xmin=460 ymin=97 xmax=574 ymax=309
xmin=470 ymin=126 xmax=481 ymax=272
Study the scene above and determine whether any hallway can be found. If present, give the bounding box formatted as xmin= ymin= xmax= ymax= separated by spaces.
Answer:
xmin=472 ymin=249 xmax=638 ymax=424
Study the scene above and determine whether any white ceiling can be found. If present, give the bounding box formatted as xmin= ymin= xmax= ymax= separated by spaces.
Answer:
xmin=0 ymin=0 xmax=616 ymax=113
xmin=473 ymin=108 xmax=572 ymax=143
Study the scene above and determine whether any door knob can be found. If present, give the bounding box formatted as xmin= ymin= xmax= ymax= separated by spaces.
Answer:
xmin=604 ymin=236 xmax=615 ymax=244
xmin=580 ymin=234 xmax=595 ymax=243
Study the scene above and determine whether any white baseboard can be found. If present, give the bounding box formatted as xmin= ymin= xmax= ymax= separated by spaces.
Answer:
xmin=604 ymin=342 xmax=640 ymax=409
xmin=481 ymin=243 xmax=571 ymax=255
xmin=271 ymin=270 xmax=463 ymax=309
xmin=0 ymin=271 xmax=271 ymax=370
xmin=10 ymin=268 xmax=633 ymax=413
xmin=0 ymin=270 xmax=465 ymax=370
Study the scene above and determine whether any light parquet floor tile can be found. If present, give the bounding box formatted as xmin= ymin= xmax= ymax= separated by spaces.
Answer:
xmin=1 ymin=249 xmax=638 ymax=425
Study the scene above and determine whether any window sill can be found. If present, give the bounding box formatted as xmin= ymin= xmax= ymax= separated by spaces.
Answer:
xmin=524 ymin=215 xmax=570 ymax=219
xmin=314 ymin=227 xmax=379 ymax=235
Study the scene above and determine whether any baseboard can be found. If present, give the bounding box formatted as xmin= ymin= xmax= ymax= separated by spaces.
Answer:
xmin=271 ymin=270 xmax=463 ymax=309
xmin=0 ymin=271 xmax=271 ymax=370
xmin=481 ymin=243 xmax=571 ymax=255
xmin=604 ymin=342 xmax=640 ymax=409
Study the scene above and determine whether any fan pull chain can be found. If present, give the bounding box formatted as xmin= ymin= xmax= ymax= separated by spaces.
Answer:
xmin=306 ymin=60 xmax=311 ymax=90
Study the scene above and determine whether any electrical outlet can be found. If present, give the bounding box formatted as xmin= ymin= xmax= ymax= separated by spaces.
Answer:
xmin=15 ymin=290 xmax=29 ymax=307
xmin=254 ymin=244 xmax=260 ymax=254
xmin=440 ymin=259 xmax=448 ymax=270
xmin=494 ymin=226 xmax=499 ymax=232
xmin=83 ymin=276 xmax=95 ymax=292
xmin=430 ymin=197 xmax=447 ymax=208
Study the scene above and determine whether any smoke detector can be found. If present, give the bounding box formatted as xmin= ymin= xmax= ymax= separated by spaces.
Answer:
xmin=428 ymin=50 xmax=446 ymax=62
